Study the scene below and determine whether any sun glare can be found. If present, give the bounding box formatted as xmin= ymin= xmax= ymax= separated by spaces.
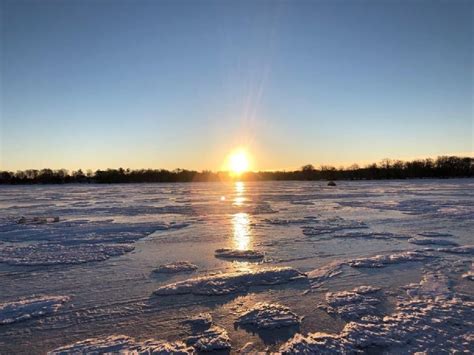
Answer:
xmin=228 ymin=150 xmax=249 ymax=175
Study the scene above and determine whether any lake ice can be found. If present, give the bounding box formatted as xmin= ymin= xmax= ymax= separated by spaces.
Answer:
xmin=0 ymin=180 xmax=472 ymax=353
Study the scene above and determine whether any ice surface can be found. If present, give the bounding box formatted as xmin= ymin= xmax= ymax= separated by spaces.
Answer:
xmin=1 ymin=180 xmax=473 ymax=353
xmin=0 ymin=295 xmax=69 ymax=325
xmin=153 ymin=261 xmax=198 ymax=273
xmin=49 ymin=335 xmax=194 ymax=354
xmin=301 ymin=217 xmax=368 ymax=237
xmin=236 ymin=302 xmax=301 ymax=329
xmin=154 ymin=267 xmax=306 ymax=296
xmin=332 ymin=231 xmax=409 ymax=240
xmin=214 ymin=248 xmax=264 ymax=260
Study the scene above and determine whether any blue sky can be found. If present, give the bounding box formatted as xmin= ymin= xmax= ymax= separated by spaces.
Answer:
xmin=1 ymin=0 xmax=472 ymax=171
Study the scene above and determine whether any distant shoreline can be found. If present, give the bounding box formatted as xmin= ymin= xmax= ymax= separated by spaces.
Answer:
xmin=1 ymin=156 xmax=472 ymax=185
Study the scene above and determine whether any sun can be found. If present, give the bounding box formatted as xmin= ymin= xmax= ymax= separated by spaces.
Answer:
xmin=228 ymin=150 xmax=249 ymax=175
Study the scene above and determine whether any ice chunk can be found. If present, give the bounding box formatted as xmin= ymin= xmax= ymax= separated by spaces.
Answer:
xmin=348 ymin=250 xmax=431 ymax=268
xmin=0 ymin=243 xmax=134 ymax=266
xmin=264 ymin=218 xmax=314 ymax=225
xmin=280 ymin=332 xmax=353 ymax=354
xmin=332 ymin=231 xmax=409 ymax=240
xmin=49 ymin=335 xmax=193 ymax=354
xmin=463 ymin=271 xmax=474 ymax=281
xmin=186 ymin=325 xmax=231 ymax=351
xmin=409 ymin=238 xmax=458 ymax=246
xmin=320 ymin=286 xmax=382 ymax=321
xmin=0 ymin=295 xmax=69 ymax=325
xmin=437 ymin=245 xmax=474 ymax=255
xmin=154 ymin=267 xmax=306 ymax=296
xmin=183 ymin=313 xmax=213 ymax=328
xmin=214 ymin=248 xmax=264 ymax=260
xmin=236 ymin=302 xmax=301 ymax=329
xmin=417 ymin=231 xmax=454 ymax=238
xmin=153 ymin=261 xmax=198 ymax=273
xmin=307 ymin=261 xmax=345 ymax=289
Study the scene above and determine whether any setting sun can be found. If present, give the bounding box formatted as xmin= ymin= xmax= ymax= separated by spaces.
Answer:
xmin=228 ymin=150 xmax=249 ymax=175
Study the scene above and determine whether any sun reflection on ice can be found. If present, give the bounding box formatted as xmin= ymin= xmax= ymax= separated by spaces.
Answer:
xmin=232 ymin=212 xmax=251 ymax=250
xmin=235 ymin=181 xmax=245 ymax=193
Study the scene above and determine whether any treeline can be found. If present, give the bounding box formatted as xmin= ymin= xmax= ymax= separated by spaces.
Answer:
xmin=0 ymin=156 xmax=472 ymax=185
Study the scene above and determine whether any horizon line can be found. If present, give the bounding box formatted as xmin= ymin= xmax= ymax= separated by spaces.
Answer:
xmin=1 ymin=154 xmax=473 ymax=174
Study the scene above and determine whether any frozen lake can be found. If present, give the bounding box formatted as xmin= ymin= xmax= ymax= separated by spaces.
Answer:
xmin=0 ymin=180 xmax=473 ymax=353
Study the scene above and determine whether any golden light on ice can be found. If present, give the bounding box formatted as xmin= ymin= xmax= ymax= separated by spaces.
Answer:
xmin=228 ymin=150 xmax=249 ymax=175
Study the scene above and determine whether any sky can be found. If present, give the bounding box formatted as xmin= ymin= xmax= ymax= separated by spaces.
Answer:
xmin=1 ymin=0 xmax=472 ymax=171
